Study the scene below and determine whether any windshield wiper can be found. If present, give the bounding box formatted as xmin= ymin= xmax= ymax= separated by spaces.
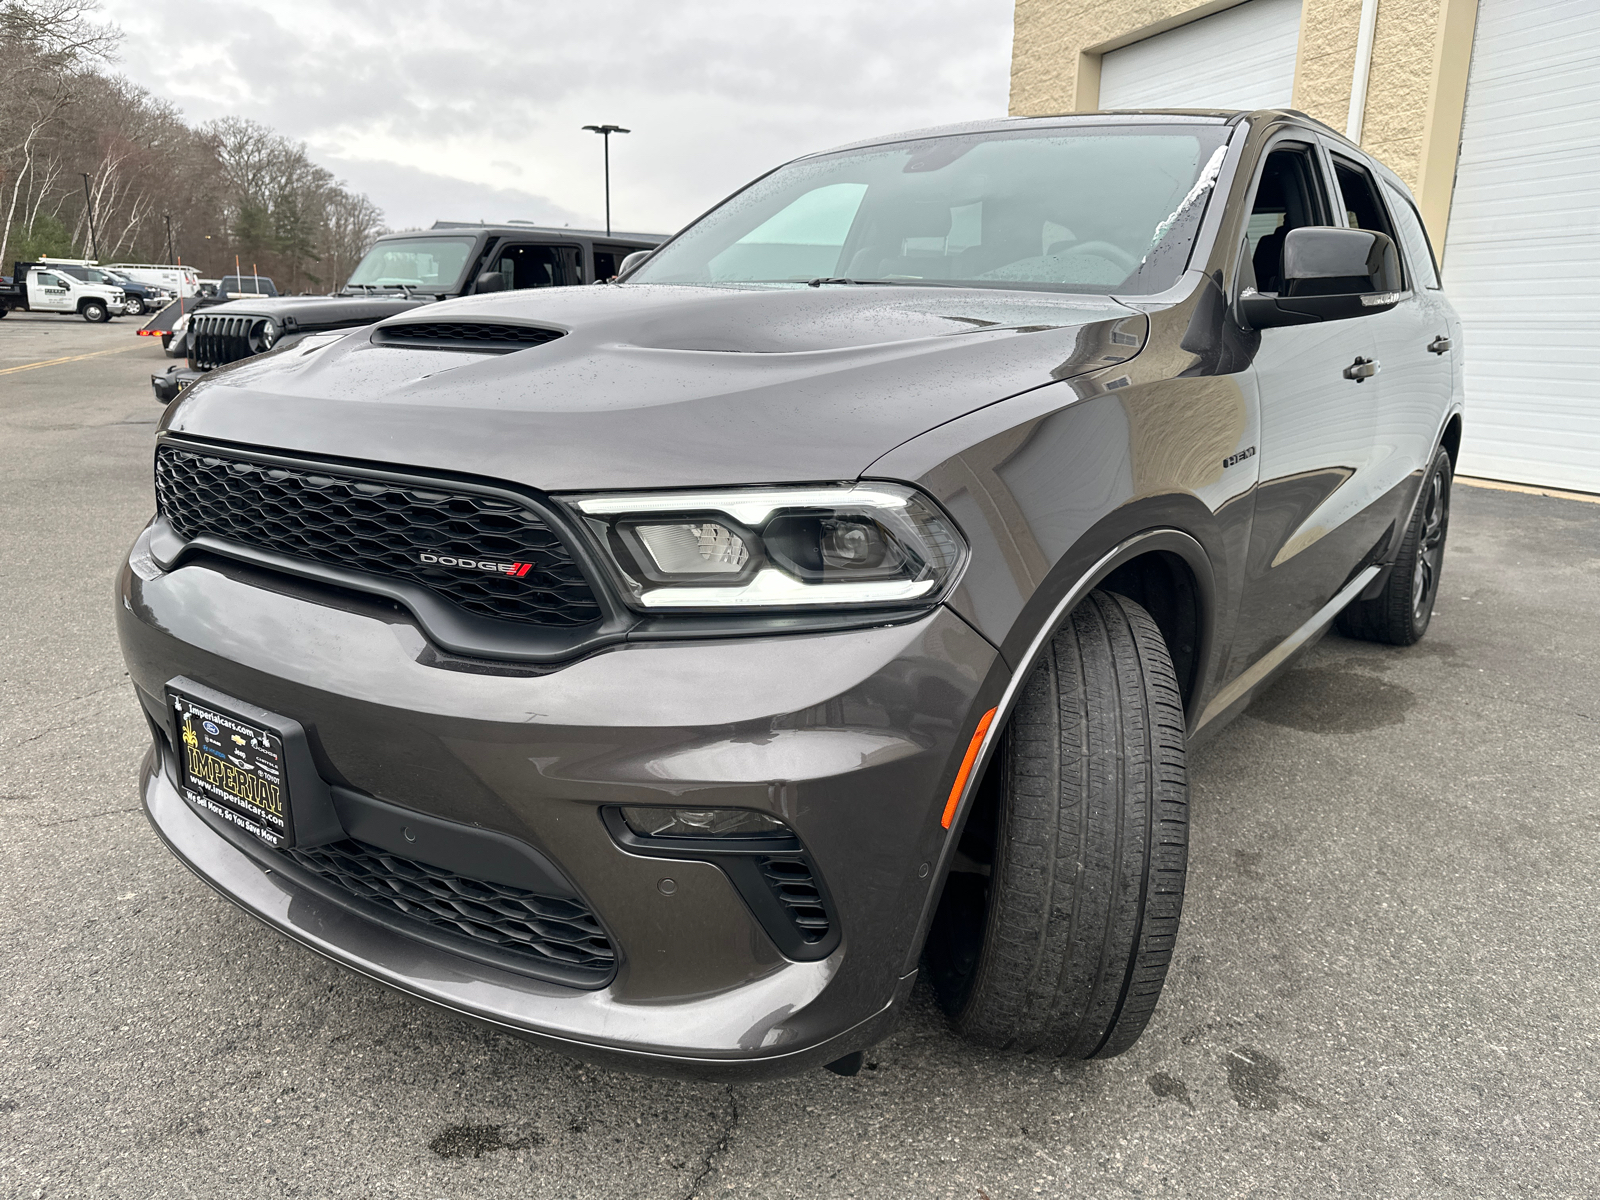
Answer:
xmin=805 ymin=277 xmax=912 ymax=287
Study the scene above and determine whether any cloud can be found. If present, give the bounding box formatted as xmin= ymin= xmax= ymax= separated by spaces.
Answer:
xmin=315 ymin=155 xmax=590 ymax=235
xmin=97 ymin=0 xmax=1014 ymax=233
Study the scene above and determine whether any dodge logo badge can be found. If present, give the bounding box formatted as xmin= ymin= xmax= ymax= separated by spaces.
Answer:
xmin=419 ymin=552 xmax=533 ymax=577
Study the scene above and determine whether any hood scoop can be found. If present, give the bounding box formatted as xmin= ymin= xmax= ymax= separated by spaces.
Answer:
xmin=371 ymin=321 xmax=565 ymax=354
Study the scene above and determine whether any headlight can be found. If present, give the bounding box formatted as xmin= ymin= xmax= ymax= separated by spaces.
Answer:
xmin=250 ymin=317 xmax=279 ymax=352
xmin=563 ymin=483 xmax=967 ymax=611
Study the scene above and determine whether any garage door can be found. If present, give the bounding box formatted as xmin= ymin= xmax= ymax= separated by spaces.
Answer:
xmin=1443 ymin=0 xmax=1600 ymax=492
xmin=1098 ymin=0 xmax=1302 ymax=111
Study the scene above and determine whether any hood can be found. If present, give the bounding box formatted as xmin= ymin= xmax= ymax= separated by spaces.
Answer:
xmin=163 ymin=283 xmax=1147 ymax=490
xmin=200 ymin=294 xmax=436 ymax=328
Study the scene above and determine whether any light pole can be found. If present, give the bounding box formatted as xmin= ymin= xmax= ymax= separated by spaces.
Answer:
xmin=80 ymin=172 xmax=100 ymax=261
xmin=582 ymin=124 xmax=630 ymax=236
xmin=164 ymin=213 xmax=175 ymax=264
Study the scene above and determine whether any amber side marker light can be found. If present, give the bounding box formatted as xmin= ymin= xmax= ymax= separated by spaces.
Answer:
xmin=941 ymin=707 xmax=997 ymax=829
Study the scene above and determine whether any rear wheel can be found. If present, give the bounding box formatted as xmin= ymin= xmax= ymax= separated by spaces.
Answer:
xmin=931 ymin=590 xmax=1189 ymax=1057
xmin=81 ymin=300 xmax=109 ymax=323
xmin=1336 ymin=446 xmax=1452 ymax=645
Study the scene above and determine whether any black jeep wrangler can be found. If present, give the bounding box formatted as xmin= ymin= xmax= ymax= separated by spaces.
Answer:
xmin=151 ymin=222 xmax=664 ymax=402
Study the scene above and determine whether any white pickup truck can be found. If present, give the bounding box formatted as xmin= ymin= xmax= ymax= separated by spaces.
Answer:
xmin=0 ymin=261 xmax=126 ymax=322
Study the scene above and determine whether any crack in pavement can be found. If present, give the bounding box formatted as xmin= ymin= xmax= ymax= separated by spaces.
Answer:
xmin=684 ymin=1085 xmax=740 ymax=1200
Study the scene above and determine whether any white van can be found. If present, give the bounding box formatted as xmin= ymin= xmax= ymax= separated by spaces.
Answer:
xmin=106 ymin=262 xmax=200 ymax=298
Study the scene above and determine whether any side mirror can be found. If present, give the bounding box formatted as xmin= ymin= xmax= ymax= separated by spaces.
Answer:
xmin=617 ymin=249 xmax=653 ymax=278
xmin=474 ymin=270 xmax=508 ymax=293
xmin=1239 ymin=227 xmax=1402 ymax=329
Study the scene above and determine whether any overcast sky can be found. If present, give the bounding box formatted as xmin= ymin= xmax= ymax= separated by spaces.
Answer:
xmin=98 ymin=0 xmax=1015 ymax=236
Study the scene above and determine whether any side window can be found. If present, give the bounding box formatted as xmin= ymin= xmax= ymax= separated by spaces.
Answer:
xmin=593 ymin=244 xmax=635 ymax=281
xmin=488 ymin=244 xmax=582 ymax=290
xmin=1245 ymin=145 xmax=1327 ymax=294
xmin=1380 ymin=180 xmax=1441 ymax=289
xmin=1331 ymin=158 xmax=1398 ymax=240
xmin=37 ymin=273 xmax=61 ymax=287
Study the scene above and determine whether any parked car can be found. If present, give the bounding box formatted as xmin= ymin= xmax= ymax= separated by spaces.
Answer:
xmin=149 ymin=224 xmax=664 ymax=401
xmin=0 ymin=261 xmax=124 ymax=321
xmin=119 ymin=110 xmax=1461 ymax=1078
xmin=47 ymin=263 xmax=170 ymax=315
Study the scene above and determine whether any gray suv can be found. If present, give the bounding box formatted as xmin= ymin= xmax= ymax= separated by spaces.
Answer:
xmin=118 ymin=110 xmax=1461 ymax=1078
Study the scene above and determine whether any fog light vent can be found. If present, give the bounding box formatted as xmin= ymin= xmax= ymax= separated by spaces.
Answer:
xmin=760 ymin=856 xmax=831 ymax=945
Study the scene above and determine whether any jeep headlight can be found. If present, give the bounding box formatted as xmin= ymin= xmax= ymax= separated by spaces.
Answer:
xmin=563 ymin=483 xmax=966 ymax=611
xmin=250 ymin=317 xmax=280 ymax=352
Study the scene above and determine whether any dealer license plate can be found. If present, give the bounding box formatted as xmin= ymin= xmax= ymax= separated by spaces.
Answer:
xmin=172 ymin=692 xmax=292 ymax=847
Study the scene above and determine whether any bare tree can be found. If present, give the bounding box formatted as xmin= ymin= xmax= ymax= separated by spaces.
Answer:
xmin=0 ymin=0 xmax=118 ymax=265
xmin=1 ymin=1 xmax=382 ymax=284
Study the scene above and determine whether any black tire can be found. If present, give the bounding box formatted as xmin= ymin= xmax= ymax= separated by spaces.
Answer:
xmin=942 ymin=590 xmax=1189 ymax=1057
xmin=1336 ymin=446 xmax=1452 ymax=646
xmin=124 ymin=296 xmax=146 ymax=316
xmin=81 ymin=300 xmax=109 ymax=323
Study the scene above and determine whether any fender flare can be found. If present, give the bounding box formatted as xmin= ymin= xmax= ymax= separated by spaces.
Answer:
xmin=902 ymin=527 xmax=1214 ymax=974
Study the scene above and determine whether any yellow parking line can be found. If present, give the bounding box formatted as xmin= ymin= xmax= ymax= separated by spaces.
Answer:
xmin=0 ymin=342 xmax=148 ymax=377
xmin=1455 ymin=475 xmax=1600 ymax=504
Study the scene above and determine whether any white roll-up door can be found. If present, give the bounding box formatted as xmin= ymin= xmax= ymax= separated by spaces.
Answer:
xmin=1443 ymin=0 xmax=1600 ymax=492
xmin=1098 ymin=0 xmax=1303 ymax=111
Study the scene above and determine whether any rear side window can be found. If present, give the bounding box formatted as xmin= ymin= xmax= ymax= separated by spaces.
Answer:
xmin=487 ymin=243 xmax=582 ymax=289
xmin=1379 ymin=180 xmax=1441 ymax=289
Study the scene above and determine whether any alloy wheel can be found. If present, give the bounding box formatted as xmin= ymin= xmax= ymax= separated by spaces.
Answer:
xmin=1412 ymin=469 xmax=1448 ymax=621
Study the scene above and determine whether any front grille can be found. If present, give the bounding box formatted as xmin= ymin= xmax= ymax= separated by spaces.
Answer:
xmin=191 ymin=313 xmax=258 ymax=369
xmin=155 ymin=446 xmax=603 ymax=627
xmin=761 ymin=857 xmax=833 ymax=946
xmin=372 ymin=322 xmax=564 ymax=352
xmin=284 ymin=838 xmax=615 ymax=982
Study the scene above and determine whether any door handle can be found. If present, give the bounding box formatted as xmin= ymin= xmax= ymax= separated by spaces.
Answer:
xmin=1343 ymin=356 xmax=1379 ymax=382
xmin=1428 ymin=335 xmax=1452 ymax=354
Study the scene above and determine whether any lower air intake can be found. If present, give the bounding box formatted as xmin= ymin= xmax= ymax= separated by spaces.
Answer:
xmin=283 ymin=838 xmax=616 ymax=985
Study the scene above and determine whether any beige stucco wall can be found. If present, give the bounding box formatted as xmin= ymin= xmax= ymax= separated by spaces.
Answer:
xmin=1008 ymin=0 xmax=1479 ymax=247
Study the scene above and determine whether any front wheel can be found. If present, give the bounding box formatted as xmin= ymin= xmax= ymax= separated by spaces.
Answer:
xmin=123 ymin=296 xmax=146 ymax=316
xmin=81 ymin=300 xmax=109 ymax=323
xmin=934 ymin=590 xmax=1190 ymax=1057
xmin=1337 ymin=446 xmax=1452 ymax=645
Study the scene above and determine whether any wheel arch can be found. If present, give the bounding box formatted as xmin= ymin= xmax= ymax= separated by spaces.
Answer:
xmin=956 ymin=526 xmax=1213 ymax=817
xmin=913 ymin=525 xmax=1212 ymax=982
xmin=1440 ymin=412 xmax=1463 ymax=469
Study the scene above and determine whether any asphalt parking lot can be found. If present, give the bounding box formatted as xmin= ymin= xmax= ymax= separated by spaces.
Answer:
xmin=2 ymin=309 xmax=1597 ymax=1199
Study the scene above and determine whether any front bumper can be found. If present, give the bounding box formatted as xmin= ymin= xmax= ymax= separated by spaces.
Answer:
xmin=152 ymin=364 xmax=204 ymax=403
xmin=118 ymin=532 xmax=1000 ymax=1077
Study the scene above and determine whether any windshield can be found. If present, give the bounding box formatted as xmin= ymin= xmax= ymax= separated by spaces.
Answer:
xmin=345 ymin=236 xmax=476 ymax=290
xmin=633 ymin=125 xmax=1233 ymax=295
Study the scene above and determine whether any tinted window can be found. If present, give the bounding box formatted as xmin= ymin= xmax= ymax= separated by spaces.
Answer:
xmin=220 ymin=276 xmax=278 ymax=296
xmin=1380 ymin=179 xmax=1440 ymax=289
xmin=633 ymin=126 xmax=1234 ymax=296
xmin=1246 ymin=145 xmax=1327 ymax=293
xmin=484 ymin=244 xmax=581 ymax=289
xmin=1332 ymin=158 xmax=1397 ymax=240
xmin=594 ymin=244 xmax=636 ymax=281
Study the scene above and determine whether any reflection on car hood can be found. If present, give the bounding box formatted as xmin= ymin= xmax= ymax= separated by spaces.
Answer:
xmin=163 ymin=283 xmax=1147 ymax=490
